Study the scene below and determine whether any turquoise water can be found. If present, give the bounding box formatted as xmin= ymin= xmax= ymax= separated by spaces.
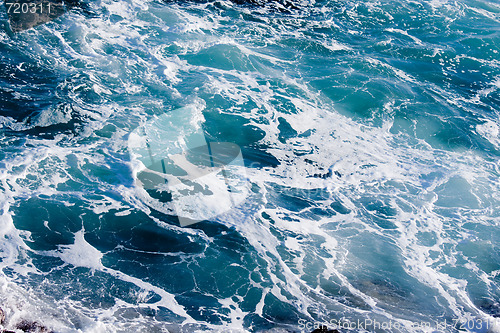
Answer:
xmin=0 ymin=0 xmax=499 ymax=332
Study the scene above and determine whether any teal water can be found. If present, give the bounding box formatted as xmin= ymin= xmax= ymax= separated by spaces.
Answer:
xmin=0 ymin=0 xmax=499 ymax=332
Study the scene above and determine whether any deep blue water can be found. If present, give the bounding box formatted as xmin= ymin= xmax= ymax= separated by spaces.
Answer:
xmin=0 ymin=0 xmax=499 ymax=332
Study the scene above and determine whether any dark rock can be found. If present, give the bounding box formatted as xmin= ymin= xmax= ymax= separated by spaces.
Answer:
xmin=15 ymin=319 xmax=53 ymax=333
xmin=5 ymin=0 xmax=67 ymax=32
xmin=312 ymin=168 xmax=341 ymax=179
xmin=0 ymin=307 xmax=5 ymax=324
xmin=313 ymin=170 xmax=331 ymax=179
xmin=5 ymin=0 xmax=89 ymax=32
xmin=311 ymin=326 xmax=340 ymax=333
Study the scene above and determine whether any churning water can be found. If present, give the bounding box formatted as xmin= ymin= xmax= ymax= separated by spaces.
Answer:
xmin=0 ymin=0 xmax=499 ymax=332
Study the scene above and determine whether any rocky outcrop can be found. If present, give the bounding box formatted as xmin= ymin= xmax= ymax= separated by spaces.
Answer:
xmin=14 ymin=320 xmax=53 ymax=333
xmin=0 ymin=307 xmax=53 ymax=333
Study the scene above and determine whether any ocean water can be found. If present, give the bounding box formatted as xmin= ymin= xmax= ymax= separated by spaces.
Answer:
xmin=0 ymin=0 xmax=499 ymax=332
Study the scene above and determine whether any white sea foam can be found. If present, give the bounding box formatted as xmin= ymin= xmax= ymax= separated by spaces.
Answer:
xmin=477 ymin=119 xmax=500 ymax=148
xmin=0 ymin=0 xmax=499 ymax=332
xmin=50 ymin=229 xmax=104 ymax=270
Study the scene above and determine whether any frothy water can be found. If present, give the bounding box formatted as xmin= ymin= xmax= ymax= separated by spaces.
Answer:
xmin=0 ymin=0 xmax=499 ymax=332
